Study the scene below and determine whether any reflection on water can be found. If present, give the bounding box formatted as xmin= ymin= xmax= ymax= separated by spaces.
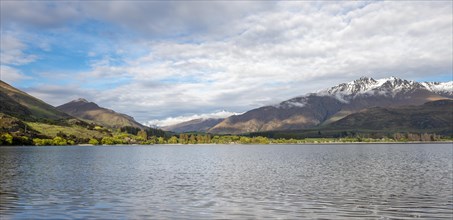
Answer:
xmin=0 ymin=144 xmax=452 ymax=219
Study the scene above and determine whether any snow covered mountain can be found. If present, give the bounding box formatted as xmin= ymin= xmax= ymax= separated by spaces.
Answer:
xmin=317 ymin=77 xmax=452 ymax=101
xmin=420 ymin=81 xmax=453 ymax=97
xmin=209 ymin=77 xmax=452 ymax=134
xmin=274 ymin=77 xmax=452 ymax=109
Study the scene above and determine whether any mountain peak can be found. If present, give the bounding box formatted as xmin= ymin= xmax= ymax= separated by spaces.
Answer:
xmin=57 ymin=99 xmax=145 ymax=129
xmin=210 ymin=76 xmax=452 ymax=134
xmin=384 ymin=76 xmax=399 ymax=80
xmin=421 ymin=81 xmax=453 ymax=96
xmin=357 ymin=76 xmax=375 ymax=81
xmin=315 ymin=76 xmax=451 ymax=103
xmin=59 ymin=99 xmax=100 ymax=112
xmin=73 ymin=98 xmax=89 ymax=103
xmin=67 ymin=98 xmax=100 ymax=109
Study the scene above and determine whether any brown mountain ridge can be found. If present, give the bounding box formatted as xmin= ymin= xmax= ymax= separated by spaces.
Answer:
xmin=57 ymin=98 xmax=146 ymax=129
xmin=209 ymin=77 xmax=452 ymax=134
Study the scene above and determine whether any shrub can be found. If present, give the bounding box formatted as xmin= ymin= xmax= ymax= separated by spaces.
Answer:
xmin=33 ymin=138 xmax=53 ymax=146
xmin=0 ymin=133 xmax=13 ymax=145
xmin=52 ymin=136 xmax=68 ymax=145
xmin=88 ymin=138 xmax=99 ymax=145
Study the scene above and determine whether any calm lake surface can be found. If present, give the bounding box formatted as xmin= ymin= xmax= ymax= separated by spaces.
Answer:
xmin=0 ymin=144 xmax=452 ymax=219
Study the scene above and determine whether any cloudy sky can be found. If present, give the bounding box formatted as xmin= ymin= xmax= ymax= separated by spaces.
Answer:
xmin=1 ymin=1 xmax=452 ymax=126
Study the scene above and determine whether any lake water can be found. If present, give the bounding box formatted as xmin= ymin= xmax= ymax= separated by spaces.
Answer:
xmin=0 ymin=144 xmax=452 ymax=219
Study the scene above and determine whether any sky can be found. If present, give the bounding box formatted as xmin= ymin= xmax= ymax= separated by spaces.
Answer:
xmin=1 ymin=1 xmax=452 ymax=127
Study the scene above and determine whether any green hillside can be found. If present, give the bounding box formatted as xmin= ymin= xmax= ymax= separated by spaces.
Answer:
xmin=0 ymin=81 xmax=166 ymax=146
xmin=0 ymin=80 xmax=71 ymax=122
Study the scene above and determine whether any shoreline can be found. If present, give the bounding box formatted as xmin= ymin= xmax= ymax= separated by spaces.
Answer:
xmin=1 ymin=141 xmax=452 ymax=147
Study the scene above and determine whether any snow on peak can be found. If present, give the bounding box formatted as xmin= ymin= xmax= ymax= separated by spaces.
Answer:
xmin=316 ymin=76 xmax=451 ymax=102
xmin=275 ymin=97 xmax=308 ymax=109
xmin=421 ymin=81 xmax=453 ymax=95
xmin=73 ymin=98 xmax=89 ymax=103
xmin=273 ymin=76 xmax=452 ymax=108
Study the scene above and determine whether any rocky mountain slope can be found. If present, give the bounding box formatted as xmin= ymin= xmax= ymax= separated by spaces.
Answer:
xmin=209 ymin=77 xmax=452 ymax=134
xmin=57 ymin=98 xmax=145 ymax=129
xmin=162 ymin=118 xmax=224 ymax=133
xmin=327 ymin=99 xmax=453 ymax=134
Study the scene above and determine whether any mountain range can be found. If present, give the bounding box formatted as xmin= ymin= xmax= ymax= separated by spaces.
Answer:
xmin=162 ymin=118 xmax=224 ymax=133
xmin=1 ymin=76 xmax=452 ymax=140
xmin=164 ymin=77 xmax=452 ymax=134
xmin=0 ymin=80 xmax=163 ymax=142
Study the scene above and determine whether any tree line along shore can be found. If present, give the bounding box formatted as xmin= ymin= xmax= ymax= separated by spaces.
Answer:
xmin=1 ymin=131 xmax=450 ymax=146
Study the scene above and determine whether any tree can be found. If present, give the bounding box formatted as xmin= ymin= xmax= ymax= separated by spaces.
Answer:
xmin=157 ymin=137 xmax=166 ymax=144
xmin=211 ymin=136 xmax=220 ymax=144
xmin=393 ymin=133 xmax=403 ymax=141
xmin=239 ymin=136 xmax=251 ymax=144
xmin=179 ymin=134 xmax=189 ymax=144
xmin=89 ymin=138 xmax=99 ymax=145
xmin=168 ymin=136 xmax=178 ymax=144
xmin=430 ymin=133 xmax=439 ymax=141
xmin=196 ymin=134 xmax=204 ymax=143
xmin=253 ymin=136 xmax=269 ymax=144
xmin=13 ymin=136 xmax=32 ymax=145
xmin=189 ymin=135 xmax=197 ymax=144
xmin=205 ymin=134 xmax=211 ymax=143
xmin=137 ymin=130 xmax=148 ymax=140
xmin=407 ymin=133 xmax=420 ymax=141
xmin=101 ymin=137 xmax=115 ymax=145
xmin=421 ymin=133 xmax=431 ymax=142
xmin=52 ymin=136 xmax=68 ymax=145
xmin=148 ymin=136 xmax=158 ymax=144
xmin=0 ymin=133 xmax=13 ymax=145
xmin=33 ymin=138 xmax=53 ymax=146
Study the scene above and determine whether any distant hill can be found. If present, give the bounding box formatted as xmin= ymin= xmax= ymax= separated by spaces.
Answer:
xmin=0 ymin=80 xmax=71 ymax=122
xmin=57 ymin=98 xmax=145 ymax=129
xmin=162 ymin=118 xmax=224 ymax=133
xmin=209 ymin=77 xmax=452 ymax=134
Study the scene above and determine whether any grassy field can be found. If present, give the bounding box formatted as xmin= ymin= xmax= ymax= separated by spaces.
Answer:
xmin=26 ymin=122 xmax=107 ymax=139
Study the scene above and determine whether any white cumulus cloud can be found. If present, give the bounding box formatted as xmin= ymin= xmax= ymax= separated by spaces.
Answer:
xmin=2 ymin=1 xmax=451 ymax=123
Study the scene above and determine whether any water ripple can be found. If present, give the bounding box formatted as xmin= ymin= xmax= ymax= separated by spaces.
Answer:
xmin=0 ymin=144 xmax=452 ymax=219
